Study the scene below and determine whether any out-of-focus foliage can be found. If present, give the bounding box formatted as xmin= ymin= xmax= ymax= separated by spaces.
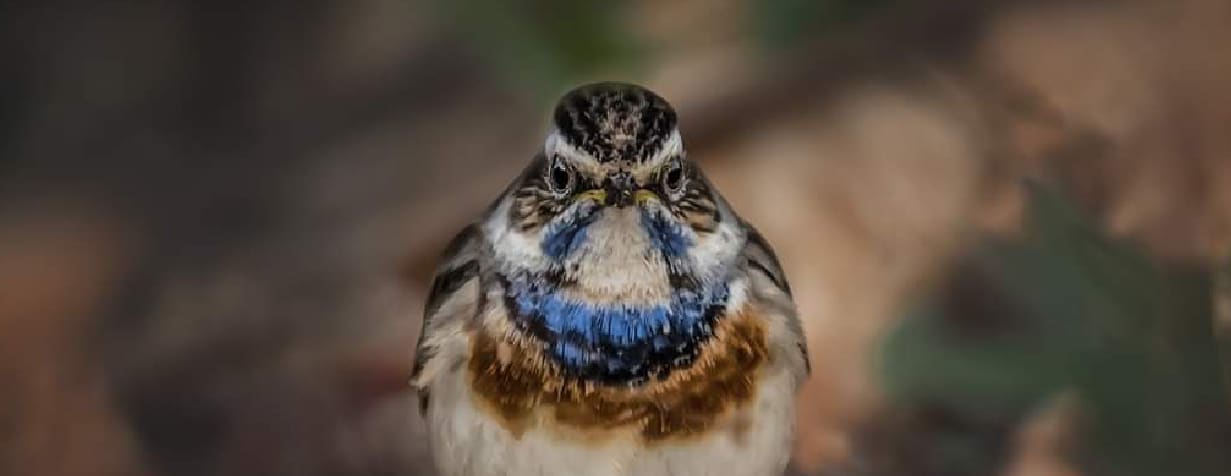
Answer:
xmin=879 ymin=185 xmax=1231 ymax=476
xmin=4 ymin=1 xmax=1230 ymax=475
xmin=439 ymin=0 xmax=643 ymax=98
xmin=752 ymin=0 xmax=893 ymax=49
xmin=436 ymin=0 xmax=898 ymax=94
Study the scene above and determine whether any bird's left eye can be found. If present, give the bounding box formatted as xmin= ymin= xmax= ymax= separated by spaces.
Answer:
xmin=661 ymin=158 xmax=685 ymax=194
xmin=546 ymin=156 xmax=575 ymax=194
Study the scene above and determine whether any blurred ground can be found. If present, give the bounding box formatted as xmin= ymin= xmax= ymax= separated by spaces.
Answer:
xmin=2 ymin=1 xmax=1230 ymax=475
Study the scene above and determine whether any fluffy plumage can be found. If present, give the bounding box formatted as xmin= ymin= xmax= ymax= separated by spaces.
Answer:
xmin=411 ymin=82 xmax=808 ymax=476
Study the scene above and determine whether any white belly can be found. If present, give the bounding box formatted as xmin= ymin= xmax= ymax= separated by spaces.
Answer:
xmin=424 ymin=364 xmax=798 ymax=476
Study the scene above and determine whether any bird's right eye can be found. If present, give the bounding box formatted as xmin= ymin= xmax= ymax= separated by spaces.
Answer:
xmin=546 ymin=156 xmax=575 ymax=194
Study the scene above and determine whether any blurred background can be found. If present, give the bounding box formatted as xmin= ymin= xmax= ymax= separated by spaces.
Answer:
xmin=3 ymin=1 xmax=1231 ymax=475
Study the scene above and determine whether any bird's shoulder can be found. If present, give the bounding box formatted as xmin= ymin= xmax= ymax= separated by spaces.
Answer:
xmin=735 ymin=220 xmax=810 ymax=375
xmin=411 ymin=223 xmax=486 ymax=413
xmin=738 ymin=221 xmax=791 ymax=297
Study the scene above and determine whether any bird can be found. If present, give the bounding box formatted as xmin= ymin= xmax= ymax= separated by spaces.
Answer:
xmin=411 ymin=82 xmax=809 ymax=476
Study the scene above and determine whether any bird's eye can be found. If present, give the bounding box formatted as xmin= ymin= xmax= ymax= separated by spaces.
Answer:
xmin=547 ymin=156 xmax=574 ymax=194
xmin=661 ymin=158 xmax=685 ymax=194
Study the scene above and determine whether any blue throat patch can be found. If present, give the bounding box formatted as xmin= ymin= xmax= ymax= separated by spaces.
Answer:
xmin=640 ymin=208 xmax=691 ymax=257
xmin=526 ymin=204 xmax=714 ymax=384
xmin=503 ymin=277 xmax=729 ymax=385
xmin=540 ymin=207 xmax=598 ymax=260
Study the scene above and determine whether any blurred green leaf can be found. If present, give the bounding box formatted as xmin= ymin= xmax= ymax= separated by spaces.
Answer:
xmin=438 ymin=0 xmax=643 ymax=99
xmin=752 ymin=0 xmax=892 ymax=49
xmin=878 ymin=183 xmax=1231 ymax=476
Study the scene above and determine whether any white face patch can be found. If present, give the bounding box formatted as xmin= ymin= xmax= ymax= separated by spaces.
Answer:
xmin=485 ymin=152 xmax=741 ymax=306
xmin=684 ymin=219 xmax=743 ymax=284
xmin=488 ymin=181 xmax=739 ymax=283
xmin=485 ymin=198 xmax=553 ymax=276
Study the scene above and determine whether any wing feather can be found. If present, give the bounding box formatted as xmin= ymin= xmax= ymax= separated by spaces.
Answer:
xmin=741 ymin=223 xmax=810 ymax=374
xmin=743 ymin=225 xmax=792 ymax=296
xmin=411 ymin=224 xmax=483 ymax=414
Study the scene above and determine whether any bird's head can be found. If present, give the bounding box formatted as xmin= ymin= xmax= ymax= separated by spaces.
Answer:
xmin=480 ymin=83 xmax=751 ymax=384
xmin=491 ymin=82 xmax=741 ymax=289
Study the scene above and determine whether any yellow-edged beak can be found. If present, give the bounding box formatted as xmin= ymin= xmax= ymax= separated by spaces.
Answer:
xmin=634 ymin=189 xmax=658 ymax=205
xmin=575 ymin=188 xmax=658 ymax=207
xmin=575 ymin=189 xmax=607 ymax=203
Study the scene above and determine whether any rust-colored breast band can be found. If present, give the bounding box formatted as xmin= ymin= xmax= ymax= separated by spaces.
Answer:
xmin=468 ymin=307 xmax=768 ymax=443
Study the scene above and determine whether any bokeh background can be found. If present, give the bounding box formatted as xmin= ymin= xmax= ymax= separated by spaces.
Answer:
xmin=4 ymin=1 xmax=1231 ymax=475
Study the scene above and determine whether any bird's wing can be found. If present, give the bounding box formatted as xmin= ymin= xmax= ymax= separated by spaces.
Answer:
xmin=742 ymin=226 xmax=792 ymax=297
xmin=411 ymin=223 xmax=484 ymax=414
xmin=741 ymin=223 xmax=810 ymax=375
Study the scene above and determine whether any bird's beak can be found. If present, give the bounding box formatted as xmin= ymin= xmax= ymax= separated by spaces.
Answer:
xmin=579 ymin=186 xmax=654 ymax=208
xmin=610 ymin=188 xmax=633 ymax=207
xmin=604 ymin=173 xmax=636 ymax=208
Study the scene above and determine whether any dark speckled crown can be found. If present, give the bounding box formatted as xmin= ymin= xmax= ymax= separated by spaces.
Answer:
xmin=552 ymin=82 xmax=679 ymax=163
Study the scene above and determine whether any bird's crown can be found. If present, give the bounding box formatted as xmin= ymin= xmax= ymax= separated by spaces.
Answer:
xmin=551 ymin=82 xmax=678 ymax=166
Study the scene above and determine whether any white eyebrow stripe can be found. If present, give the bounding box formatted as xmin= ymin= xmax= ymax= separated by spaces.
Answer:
xmin=544 ymin=129 xmax=607 ymax=177
xmin=542 ymin=127 xmax=685 ymax=184
xmin=642 ymin=128 xmax=683 ymax=168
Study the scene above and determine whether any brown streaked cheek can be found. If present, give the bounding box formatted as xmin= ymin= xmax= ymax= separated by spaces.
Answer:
xmin=677 ymin=186 xmax=719 ymax=234
xmin=511 ymin=186 xmax=565 ymax=232
xmin=680 ymin=205 xmax=717 ymax=233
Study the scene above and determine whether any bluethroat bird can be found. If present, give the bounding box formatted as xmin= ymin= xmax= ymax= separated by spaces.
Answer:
xmin=411 ymin=82 xmax=809 ymax=476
